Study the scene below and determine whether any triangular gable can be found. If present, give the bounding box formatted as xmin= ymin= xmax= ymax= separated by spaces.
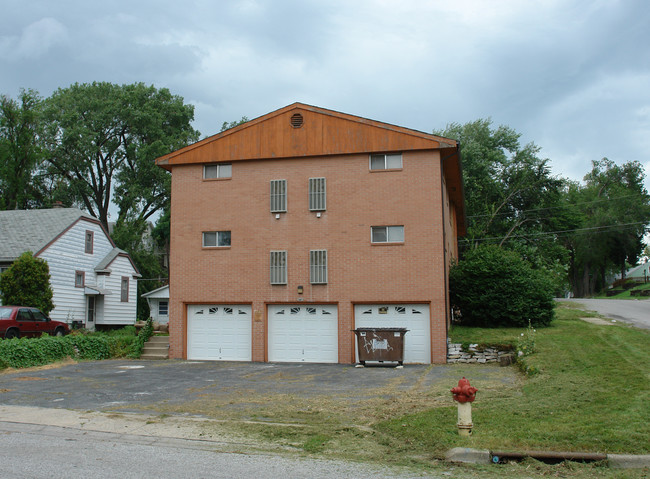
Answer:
xmin=95 ymin=247 xmax=142 ymax=278
xmin=156 ymin=102 xmax=458 ymax=169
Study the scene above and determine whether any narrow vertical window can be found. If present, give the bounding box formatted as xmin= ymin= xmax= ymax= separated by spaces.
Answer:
xmin=75 ymin=271 xmax=85 ymax=288
xmin=270 ymin=179 xmax=287 ymax=212
xmin=158 ymin=301 xmax=168 ymax=316
xmin=121 ymin=277 xmax=129 ymax=302
xmin=310 ymin=250 xmax=327 ymax=284
xmin=270 ymin=251 xmax=287 ymax=285
xmin=308 ymin=177 xmax=326 ymax=211
xmin=85 ymin=230 xmax=94 ymax=254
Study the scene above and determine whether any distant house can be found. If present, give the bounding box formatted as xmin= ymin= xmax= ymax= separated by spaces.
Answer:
xmin=0 ymin=208 xmax=140 ymax=328
xmin=611 ymin=261 xmax=650 ymax=286
xmin=155 ymin=103 xmax=465 ymax=364
xmin=142 ymin=285 xmax=169 ymax=324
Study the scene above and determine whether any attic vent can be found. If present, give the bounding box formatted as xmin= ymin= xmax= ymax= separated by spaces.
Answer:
xmin=290 ymin=113 xmax=304 ymax=128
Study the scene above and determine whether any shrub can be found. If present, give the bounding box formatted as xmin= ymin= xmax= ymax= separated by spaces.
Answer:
xmin=0 ymin=333 xmax=138 ymax=369
xmin=127 ymin=318 xmax=154 ymax=358
xmin=0 ymin=336 xmax=75 ymax=368
xmin=450 ymin=245 xmax=555 ymax=328
xmin=0 ymin=251 xmax=54 ymax=314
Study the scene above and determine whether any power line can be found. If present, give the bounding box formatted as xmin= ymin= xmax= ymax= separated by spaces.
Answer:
xmin=461 ymin=221 xmax=648 ymax=244
xmin=467 ymin=194 xmax=642 ymax=219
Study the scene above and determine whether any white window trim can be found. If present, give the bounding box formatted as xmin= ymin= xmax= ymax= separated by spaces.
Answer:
xmin=202 ymin=231 xmax=231 ymax=248
xmin=85 ymin=230 xmax=94 ymax=254
xmin=270 ymin=250 xmax=287 ymax=285
xmin=158 ymin=301 xmax=169 ymax=316
xmin=203 ymin=163 xmax=232 ymax=179
xmin=121 ymin=277 xmax=129 ymax=302
xmin=371 ymin=225 xmax=405 ymax=243
xmin=369 ymin=153 xmax=402 ymax=170
xmin=310 ymin=250 xmax=328 ymax=284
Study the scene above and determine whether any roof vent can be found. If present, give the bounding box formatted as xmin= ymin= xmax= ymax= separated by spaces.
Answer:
xmin=290 ymin=113 xmax=304 ymax=129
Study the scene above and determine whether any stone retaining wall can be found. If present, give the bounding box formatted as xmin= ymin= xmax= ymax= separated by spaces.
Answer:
xmin=447 ymin=342 xmax=514 ymax=364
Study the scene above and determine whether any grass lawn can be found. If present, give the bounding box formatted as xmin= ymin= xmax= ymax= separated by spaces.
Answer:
xmin=372 ymin=302 xmax=649 ymax=476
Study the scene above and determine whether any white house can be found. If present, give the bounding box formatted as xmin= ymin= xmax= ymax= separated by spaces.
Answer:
xmin=141 ymin=285 xmax=169 ymax=324
xmin=0 ymin=208 xmax=140 ymax=329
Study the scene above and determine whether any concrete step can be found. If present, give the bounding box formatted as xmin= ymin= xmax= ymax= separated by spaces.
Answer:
xmin=141 ymin=335 xmax=169 ymax=359
xmin=143 ymin=345 xmax=169 ymax=353
xmin=140 ymin=353 xmax=169 ymax=360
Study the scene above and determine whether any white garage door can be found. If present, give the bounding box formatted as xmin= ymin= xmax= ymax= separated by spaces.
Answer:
xmin=268 ymin=305 xmax=338 ymax=363
xmin=354 ymin=304 xmax=430 ymax=364
xmin=187 ymin=304 xmax=251 ymax=361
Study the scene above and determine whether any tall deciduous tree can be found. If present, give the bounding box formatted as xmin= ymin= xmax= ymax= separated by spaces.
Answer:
xmin=565 ymin=159 xmax=650 ymax=296
xmin=42 ymin=82 xmax=199 ymax=230
xmin=436 ymin=119 xmax=572 ymax=287
xmin=0 ymin=89 xmax=47 ymax=210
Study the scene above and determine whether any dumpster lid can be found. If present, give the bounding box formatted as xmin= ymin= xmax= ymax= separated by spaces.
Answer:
xmin=352 ymin=327 xmax=408 ymax=332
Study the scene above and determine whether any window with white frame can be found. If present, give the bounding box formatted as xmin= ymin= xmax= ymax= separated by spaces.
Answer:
xmin=308 ymin=177 xmax=326 ymax=211
xmin=371 ymin=226 xmax=405 ymax=243
xmin=270 ymin=251 xmax=287 ymax=284
xmin=270 ymin=179 xmax=287 ymax=212
xmin=85 ymin=230 xmax=94 ymax=254
xmin=203 ymin=163 xmax=232 ymax=179
xmin=310 ymin=250 xmax=327 ymax=284
xmin=203 ymin=231 xmax=231 ymax=247
xmin=158 ymin=301 xmax=168 ymax=316
xmin=75 ymin=271 xmax=85 ymax=288
xmin=370 ymin=153 xmax=402 ymax=170
xmin=121 ymin=277 xmax=129 ymax=302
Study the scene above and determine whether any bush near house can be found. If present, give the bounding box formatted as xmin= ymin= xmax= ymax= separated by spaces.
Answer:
xmin=450 ymin=245 xmax=555 ymax=328
xmin=0 ymin=325 xmax=148 ymax=369
xmin=0 ymin=251 xmax=54 ymax=314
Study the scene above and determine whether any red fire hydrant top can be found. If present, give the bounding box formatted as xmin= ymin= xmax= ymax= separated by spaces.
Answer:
xmin=451 ymin=377 xmax=478 ymax=403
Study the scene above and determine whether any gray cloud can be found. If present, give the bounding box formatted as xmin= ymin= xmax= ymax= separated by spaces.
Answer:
xmin=1 ymin=0 xmax=648 ymax=188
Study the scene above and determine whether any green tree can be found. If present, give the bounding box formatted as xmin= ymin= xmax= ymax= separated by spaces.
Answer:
xmin=0 ymin=89 xmax=47 ymax=210
xmin=42 ymin=82 xmax=200 ymax=230
xmin=565 ymin=159 xmax=650 ymax=296
xmin=449 ymin=245 xmax=555 ymax=328
xmin=0 ymin=252 xmax=54 ymax=314
xmin=111 ymin=218 xmax=166 ymax=321
xmin=220 ymin=116 xmax=248 ymax=132
xmin=436 ymin=119 xmax=573 ymax=288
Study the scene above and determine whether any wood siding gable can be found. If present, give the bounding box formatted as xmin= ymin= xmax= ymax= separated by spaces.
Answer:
xmin=156 ymin=103 xmax=458 ymax=168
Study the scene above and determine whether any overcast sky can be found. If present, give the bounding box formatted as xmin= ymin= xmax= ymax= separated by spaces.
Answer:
xmin=1 ymin=0 xmax=649 ymax=188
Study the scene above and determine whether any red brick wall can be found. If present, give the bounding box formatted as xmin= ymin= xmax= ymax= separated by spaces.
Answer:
xmin=168 ymin=149 xmax=451 ymax=363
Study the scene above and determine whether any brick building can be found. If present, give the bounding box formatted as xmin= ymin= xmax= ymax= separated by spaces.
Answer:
xmin=156 ymin=103 xmax=465 ymax=364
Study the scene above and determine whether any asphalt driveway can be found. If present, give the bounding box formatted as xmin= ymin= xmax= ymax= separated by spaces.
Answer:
xmin=0 ymin=359 xmax=514 ymax=417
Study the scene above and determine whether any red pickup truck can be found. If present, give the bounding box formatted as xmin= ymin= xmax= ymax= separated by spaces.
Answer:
xmin=0 ymin=306 xmax=70 ymax=339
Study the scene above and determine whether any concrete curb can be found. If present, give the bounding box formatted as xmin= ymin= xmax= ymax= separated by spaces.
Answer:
xmin=608 ymin=454 xmax=650 ymax=469
xmin=446 ymin=447 xmax=650 ymax=469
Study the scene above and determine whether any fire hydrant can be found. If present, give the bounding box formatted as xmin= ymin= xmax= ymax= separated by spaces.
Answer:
xmin=451 ymin=377 xmax=478 ymax=436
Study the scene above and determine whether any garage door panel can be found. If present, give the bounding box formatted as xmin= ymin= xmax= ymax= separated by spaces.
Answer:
xmin=187 ymin=305 xmax=251 ymax=361
xmin=268 ymin=305 xmax=338 ymax=363
xmin=355 ymin=304 xmax=430 ymax=364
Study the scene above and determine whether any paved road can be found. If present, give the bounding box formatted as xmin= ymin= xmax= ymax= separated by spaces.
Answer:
xmin=0 ymin=421 xmax=438 ymax=479
xmin=557 ymin=298 xmax=650 ymax=330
